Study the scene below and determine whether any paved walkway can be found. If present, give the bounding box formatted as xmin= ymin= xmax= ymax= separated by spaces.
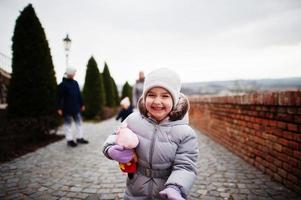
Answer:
xmin=0 ymin=118 xmax=300 ymax=200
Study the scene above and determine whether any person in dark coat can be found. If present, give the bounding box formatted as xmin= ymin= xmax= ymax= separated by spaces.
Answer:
xmin=116 ymin=97 xmax=133 ymax=122
xmin=58 ymin=67 xmax=89 ymax=147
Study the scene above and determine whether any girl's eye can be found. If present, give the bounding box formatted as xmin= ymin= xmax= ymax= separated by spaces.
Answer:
xmin=162 ymin=94 xmax=170 ymax=98
xmin=147 ymin=93 xmax=156 ymax=97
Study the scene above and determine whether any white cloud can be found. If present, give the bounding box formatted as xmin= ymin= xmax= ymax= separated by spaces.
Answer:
xmin=211 ymin=7 xmax=301 ymax=48
xmin=1 ymin=0 xmax=301 ymax=86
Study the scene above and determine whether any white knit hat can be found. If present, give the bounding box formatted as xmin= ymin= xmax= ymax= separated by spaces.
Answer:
xmin=65 ymin=67 xmax=77 ymax=75
xmin=120 ymin=97 xmax=130 ymax=108
xmin=142 ymin=68 xmax=181 ymax=106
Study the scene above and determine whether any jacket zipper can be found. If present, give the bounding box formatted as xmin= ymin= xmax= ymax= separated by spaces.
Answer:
xmin=148 ymin=124 xmax=157 ymax=197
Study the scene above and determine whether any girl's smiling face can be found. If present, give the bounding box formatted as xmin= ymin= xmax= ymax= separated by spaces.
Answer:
xmin=145 ymin=87 xmax=173 ymax=122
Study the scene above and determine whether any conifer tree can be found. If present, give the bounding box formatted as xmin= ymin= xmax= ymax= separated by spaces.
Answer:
xmin=82 ymin=57 xmax=102 ymax=119
xmin=99 ymin=73 xmax=106 ymax=108
xmin=111 ymin=77 xmax=119 ymax=107
xmin=7 ymin=4 xmax=57 ymax=121
xmin=121 ymin=81 xmax=133 ymax=103
xmin=102 ymin=62 xmax=115 ymax=107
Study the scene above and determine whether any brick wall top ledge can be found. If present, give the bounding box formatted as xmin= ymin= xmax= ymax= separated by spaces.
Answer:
xmin=189 ymin=90 xmax=301 ymax=106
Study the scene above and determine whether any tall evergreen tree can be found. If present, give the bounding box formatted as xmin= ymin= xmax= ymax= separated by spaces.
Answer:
xmin=7 ymin=4 xmax=57 ymax=120
xmin=99 ymin=73 xmax=106 ymax=108
xmin=82 ymin=57 xmax=102 ymax=119
xmin=111 ymin=77 xmax=119 ymax=107
xmin=121 ymin=81 xmax=133 ymax=103
xmin=102 ymin=62 xmax=115 ymax=107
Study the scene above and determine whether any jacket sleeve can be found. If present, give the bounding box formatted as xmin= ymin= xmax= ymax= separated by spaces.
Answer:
xmin=103 ymin=117 xmax=132 ymax=159
xmin=165 ymin=127 xmax=199 ymax=197
xmin=77 ymin=82 xmax=84 ymax=107
xmin=116 ymin=110 xmax=122 ymax=121
xmin=57 ymin=83 xmax=64 ymax=110
xmin=102 ymin=134 xmax=117 ymax=159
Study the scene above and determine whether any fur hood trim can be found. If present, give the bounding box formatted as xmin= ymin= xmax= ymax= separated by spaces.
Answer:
xmin=138 ymin=93 xmax=189 ymax=121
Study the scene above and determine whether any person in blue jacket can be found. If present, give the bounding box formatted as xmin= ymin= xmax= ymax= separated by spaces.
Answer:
xmin=58 ymin=67 xmax=89 ymax=147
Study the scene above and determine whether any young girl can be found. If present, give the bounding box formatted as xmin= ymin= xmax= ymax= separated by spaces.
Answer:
xmin=103 ymin=68 xmax=199 ymax=200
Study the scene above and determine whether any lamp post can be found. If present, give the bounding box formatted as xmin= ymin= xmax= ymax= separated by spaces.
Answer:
xmin=63 ymin=34 xmax=72 ymax=67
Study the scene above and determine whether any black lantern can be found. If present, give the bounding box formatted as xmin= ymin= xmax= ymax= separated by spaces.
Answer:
xmin=63 ymin=34 xmax=72 ymax=67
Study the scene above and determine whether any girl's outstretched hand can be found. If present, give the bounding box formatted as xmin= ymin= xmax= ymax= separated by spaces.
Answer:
xmin=159 ymin=187 xmax=185 ymax=200
xmin=107 ymin=145 xmax=134 ymax=163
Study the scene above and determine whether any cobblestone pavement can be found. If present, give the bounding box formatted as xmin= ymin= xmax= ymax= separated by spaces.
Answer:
xmin=0 ymin=118 xmax=300 ymax=200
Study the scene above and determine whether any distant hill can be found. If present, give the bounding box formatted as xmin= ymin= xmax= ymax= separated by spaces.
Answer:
xmin=181 ymin=77 xmax=301 ymax=96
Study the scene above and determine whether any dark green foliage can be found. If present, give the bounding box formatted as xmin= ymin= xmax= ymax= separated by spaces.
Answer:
xmin=4 ymin=3 xmax=61 ymax=148
xmin=99 ymin=73 xmax=106 ymax=108
xmin=111 ymin=77 xmax=119 ymax=107
xmin=121 ymin=81 xmax=133 ymax=103
xmin=82 ymin=57 xmax=103 ymax=119
xmin=102 ymin=62 xmax=115 ymax=107
xmin=0 ymin=110 xmax=63 ymax=162
xmin=7 ymin=4 xmax=58 ymax=119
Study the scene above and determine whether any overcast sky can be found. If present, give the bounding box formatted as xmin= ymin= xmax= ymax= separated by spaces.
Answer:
xmin=1 ymin=0 xmax=301 ymax=86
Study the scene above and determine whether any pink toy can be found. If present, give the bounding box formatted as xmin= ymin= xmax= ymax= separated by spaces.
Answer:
xmin=116 ymin=126 xmax=139 ymax=173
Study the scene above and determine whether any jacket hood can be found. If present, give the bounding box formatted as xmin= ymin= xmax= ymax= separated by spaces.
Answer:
xmin=138 ymin=93 xmax=189 ymax=122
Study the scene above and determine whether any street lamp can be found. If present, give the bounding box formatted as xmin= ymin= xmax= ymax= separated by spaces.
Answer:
xmin=63 ymin=34 xmax=72 ymax=67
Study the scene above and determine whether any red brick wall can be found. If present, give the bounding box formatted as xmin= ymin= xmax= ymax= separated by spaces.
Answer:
xmin=189 ymin=91 xmax=301 ymax=193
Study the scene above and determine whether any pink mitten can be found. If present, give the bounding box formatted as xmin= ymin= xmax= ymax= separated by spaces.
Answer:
xmin=159 ymin=187 xmax=185 ymax=200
